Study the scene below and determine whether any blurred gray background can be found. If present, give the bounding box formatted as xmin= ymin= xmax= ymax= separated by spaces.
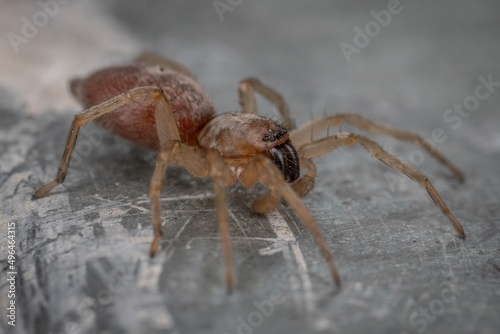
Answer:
xmin=1 ymin=1 xmax=499 ymax=334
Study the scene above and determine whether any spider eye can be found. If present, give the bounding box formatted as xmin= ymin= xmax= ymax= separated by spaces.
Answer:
xmin=262 ymin=135 xmax=275 ymax=142
xmin=275 ymin=128 xmax=286 ymax=140
xmin=262 ymin=128 xmax=287 ymax=142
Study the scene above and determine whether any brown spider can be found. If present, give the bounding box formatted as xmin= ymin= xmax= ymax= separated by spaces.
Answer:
xmin=32 ymin=52 xmax=466 ymax=292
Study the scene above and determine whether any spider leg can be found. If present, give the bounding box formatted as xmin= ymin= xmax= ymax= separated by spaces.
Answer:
xmin=32 ymin=86 xmax=172 ymax=199
xmin=149 ymin=140 xmax=212 ymax=256
xmin=206 ymin=150 xmax=236 ymax=293
xmin=241 ymin=155 xmax=341 ymax=287
xmin=149 ymin=140 xmax=235 ymax=292
xmin=299 ymin=132 xmax=466 ymax=238
xmin=250 ymin=192 xmax=282 ymax=214
xmin=238 ymin=77 xmax=294 ymax=130
xmin=291 ymin=157 xmax=317 ymax=198
xmin=290 ymin=113 xmax=464 ymax=181
xmin=149 ymin=142 xmax=175 ymax=257
xmin=135 ymin=52 xmax=196 ymax=79
xmin=249 ymin=158 xmax=317 ymax=214
xmin=248 ymin=157 xmax=317 ymax=214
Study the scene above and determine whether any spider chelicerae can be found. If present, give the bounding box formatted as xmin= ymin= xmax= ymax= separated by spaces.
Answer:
xmin=33 ymin=52 xmax=466 ymax=292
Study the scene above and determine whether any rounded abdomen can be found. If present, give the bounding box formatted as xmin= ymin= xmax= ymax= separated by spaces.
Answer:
xmin=70 ymin=65 xmax=216 ymax=149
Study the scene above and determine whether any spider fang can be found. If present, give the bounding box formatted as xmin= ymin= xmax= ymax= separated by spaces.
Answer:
xmin=269 ymin=140 xmax=300 ymax=182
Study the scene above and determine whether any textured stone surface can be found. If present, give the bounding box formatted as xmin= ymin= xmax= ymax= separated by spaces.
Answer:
xmin=1 ymin=1 xmax=499 ymax=334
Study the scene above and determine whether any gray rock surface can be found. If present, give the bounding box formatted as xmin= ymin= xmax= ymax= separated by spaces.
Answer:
xmin=1 ymin=1 xmax=499 ymax=333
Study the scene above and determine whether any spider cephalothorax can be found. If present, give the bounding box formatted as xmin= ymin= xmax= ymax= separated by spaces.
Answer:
xmin=33 ymin=52 xmax=466 ymax=292
xmin=197 ymin=112 xmax=300 ymax=183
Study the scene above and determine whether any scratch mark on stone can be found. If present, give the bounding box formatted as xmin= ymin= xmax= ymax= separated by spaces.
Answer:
xmin=173 ymin=215 xmax=193 ymax=240
xmin=228 ymin=210 xmax=252 ymax=249
xmin=91 ymin=194 xmax=149 ymax=213
xmin=266 ymin=211 xmax=315 ymax=314
xmin=135 ymin=192 xmax=214 ymax=204
xmin=439 ymin=236 xmax=455 ymax=280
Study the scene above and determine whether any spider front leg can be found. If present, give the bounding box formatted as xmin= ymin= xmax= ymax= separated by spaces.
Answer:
xmin=290 ymin=114 xmax=465 ymax=182
xmin=291 ymin=157 xmax=317 ymax=198
xmin=149 ymin=141 xmax=196 ymax=257
xmin=299 ymin=132 xmax=466 ymax=238
xmin=149 ymin=142 xmax=236 ymax=292
xmin=32 ymin=86 xmax=173 ymax=199
xmin=248 ymin=157 xmax=317 ymax=214
xmin=206 ymin=150 xmax=237 ymax=292
xmin=240 ymin=155 xmax=341 ymax=287
xmin=149 ymin=141 xmax=211 ymax=256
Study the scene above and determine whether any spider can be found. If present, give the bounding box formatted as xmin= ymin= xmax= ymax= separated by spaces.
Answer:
xmin=32 ymin=52 xmax=466 ymax=292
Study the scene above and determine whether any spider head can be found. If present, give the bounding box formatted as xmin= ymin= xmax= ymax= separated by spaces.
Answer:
xmin=198 ymin=113 xmax=300 ymax=183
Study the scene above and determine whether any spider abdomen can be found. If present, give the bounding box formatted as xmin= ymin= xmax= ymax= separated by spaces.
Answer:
xmin=70 ymin=65 xmax=216 ymax=149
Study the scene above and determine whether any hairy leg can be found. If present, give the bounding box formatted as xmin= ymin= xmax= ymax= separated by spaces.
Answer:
xmin=148 ymin=141 xmax=210 ymax=257
xmin=149 ymin=140 xmax=236 ymax=291
xmin=240 ymin=155 xmax=341 ymax=287
xmin=32 ymin=86 xmax=172 ymax=199
xmin=290 ymin=113 xmax=464 ymax=181
xmin=249 ymin=157 xmax=317 ymax=214
xmin=206 ymin=150 xmax=236 ymax=293
xmin=238 ymin=77 xmax=294 ymax=130
xmin=148 ymin=86 xmax=214 ymax=254
xmin=299 ymin=132 xmax=466 ymax=238
xmin=291 ymin=158 xmax=317 ymax=198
